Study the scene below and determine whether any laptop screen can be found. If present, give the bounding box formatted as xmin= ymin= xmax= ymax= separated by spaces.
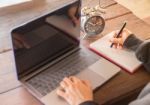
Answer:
xmin=11 ymin=3 xmax=80 ymax=79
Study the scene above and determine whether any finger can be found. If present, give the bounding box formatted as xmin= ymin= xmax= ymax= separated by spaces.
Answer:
xmin=68 ymin=6 xmax=78 ymax=20
xmin=71 ymin=19 xmax=77 ymax=27
xmin=63 ymin=77 xmax=73 ymax=87
xmin=117 ymin=43 xmax=120 ymax=49
xmin=60 ymin=81 xmax=68 ymax=89
xmin=71 ymin=16 xmax=79 ymax=27
xmin=56 ymin=89 xmax=68 ymax=100
xmin=116 ymin=43 xmax=123 ymax=49
xmin=120 ymin=45 xmax=123 ymax=49
xmin=69 ymin=76 xmax=81 ymax=83
xmin=118 ymin=44 xmax=123 ymax=49
xmin=112 ymin=31 xmax=118 ymax=38
xmin=110 ymin=38 xmax=122 ymax=45
xmin=109 ymin=30 xmax=120 ymax=43
xmin=113 ymin=44 xmax=117 ymax=49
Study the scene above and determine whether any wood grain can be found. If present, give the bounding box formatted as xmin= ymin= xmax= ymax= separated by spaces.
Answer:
xmin=0 ymin=87 xmax=42 ymax=105
xmin=82 ymin=0 xmax=116 ymax=8
xmin=94 ymin=68 xmax=150 ymax=105
xmin=103 ymin=13 xmax=150 ymax=40
xmin=0 ymin=51 xmax=21 ymax=93
xmin=0 ymin=0 xmax=150 ymax=105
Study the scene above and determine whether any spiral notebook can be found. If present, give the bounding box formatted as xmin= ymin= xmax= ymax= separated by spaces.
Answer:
xmin=89 ymin=33 xmax=142 ymax=74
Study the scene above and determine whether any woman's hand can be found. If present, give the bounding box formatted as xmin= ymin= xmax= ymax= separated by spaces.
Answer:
xmin=57 ymin=76 xmax=93 ymax=105
xmin=68 ymin=5 xmax=80 ymax=27
xmin=109 ymin=29 xmax=132 ymax=49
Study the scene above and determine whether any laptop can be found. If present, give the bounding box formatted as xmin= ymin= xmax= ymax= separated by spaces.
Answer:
xmin=11 ymin=2 xmax=120 ymax=105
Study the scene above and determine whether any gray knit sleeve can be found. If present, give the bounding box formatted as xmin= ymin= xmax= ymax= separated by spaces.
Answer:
xmin=123 ymin=34 xmax=150 ymax=72
xmin=123 ymin=34 xmax=143 ymax=51
xmin=123 ymin=35 xmax=150 ymax=105
xmin=129 ymin=83 xmax=150 ymax=105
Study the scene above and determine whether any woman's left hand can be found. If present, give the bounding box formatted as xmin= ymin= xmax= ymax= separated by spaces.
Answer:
xmin=68 ymin=5 xmax=80 ymax=27
xmin=57 ymin=76 xmax=93 ymax=105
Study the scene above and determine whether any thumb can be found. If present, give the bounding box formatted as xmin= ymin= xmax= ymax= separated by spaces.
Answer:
xmin=56 ymin=89 xmax=68 ymax=100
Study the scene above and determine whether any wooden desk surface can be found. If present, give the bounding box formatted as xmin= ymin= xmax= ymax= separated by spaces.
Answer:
xmin=0 ymin=0 xmax=150 ymax=105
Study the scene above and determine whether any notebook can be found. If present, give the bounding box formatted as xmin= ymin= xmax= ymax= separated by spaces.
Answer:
xmin=89 ymin=33 xmax=142 ymax=74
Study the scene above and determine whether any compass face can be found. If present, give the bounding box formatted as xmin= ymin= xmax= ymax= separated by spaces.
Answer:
xmin=84 ymin=16 xmax=105 ymax=35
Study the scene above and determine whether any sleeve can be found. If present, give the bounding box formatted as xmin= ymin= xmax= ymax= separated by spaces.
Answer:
xmin=129 ymin=83 xmax=150 ymax=105
xmin=123 ymin=34 xmax=150 ymax=72
xmin=79 ymin=101 xmax=99 ymax=105
xmin=123 ymin=34 xmax=143 ymax=51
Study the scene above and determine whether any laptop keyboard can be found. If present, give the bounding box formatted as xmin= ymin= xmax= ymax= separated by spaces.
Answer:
xmin=27 ymin=49 xmax=99 ymax=96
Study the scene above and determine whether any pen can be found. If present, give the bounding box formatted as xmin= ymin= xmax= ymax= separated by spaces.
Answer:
xmin=110 ymin=22 xmax=127 ymax=48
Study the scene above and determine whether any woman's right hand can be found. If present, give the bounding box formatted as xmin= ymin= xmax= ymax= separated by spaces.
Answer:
xmin=109 ymin=29 xmax=132 ymax=49
xmin=57 ymin=76 xmax=93 ymax=105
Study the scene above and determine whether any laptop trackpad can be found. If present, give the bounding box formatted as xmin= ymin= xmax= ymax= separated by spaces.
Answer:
xmin=76 ymin=69 xmax=106 ymax=89
xmin=76 ymin=59 xmax=120 ymax=89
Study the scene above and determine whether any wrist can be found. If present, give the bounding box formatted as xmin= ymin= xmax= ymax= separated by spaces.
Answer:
xmin=123 ymin=34 xmax=143 ymax=50
xmin=78 ymin=98 xmax=93 ymax=105
xmin=123 ymin=34 xmax=132 ymax=44
xmin=79 ymin=101 xmax=99 ymax=105
xmin=122 ymin=29 xmax=132 ymax=44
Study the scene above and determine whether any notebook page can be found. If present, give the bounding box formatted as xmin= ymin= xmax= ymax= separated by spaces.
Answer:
xmin=90 ymin=33 xmax=142 ymax=73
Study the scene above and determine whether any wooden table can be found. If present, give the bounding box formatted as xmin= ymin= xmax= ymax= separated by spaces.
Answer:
xmin=0 ymin=0 xmax=150 ymax=105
